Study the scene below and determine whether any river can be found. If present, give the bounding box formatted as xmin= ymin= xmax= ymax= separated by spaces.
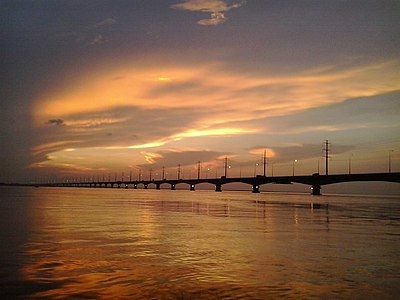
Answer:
xmin=0 ymin=187 xmax=399 ymax=298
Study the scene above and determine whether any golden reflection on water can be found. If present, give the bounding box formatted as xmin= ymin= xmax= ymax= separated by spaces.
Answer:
xmin=9 ymin=188 xmax=399 ymax=298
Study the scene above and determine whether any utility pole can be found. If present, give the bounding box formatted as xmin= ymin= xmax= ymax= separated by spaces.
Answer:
xmin=178 ymin=164 xmax=181 ymax=180
xmin=324 ymin=140 xmax=330 ymax=175
xmin=263 ymin=149 xmax=267 ymax=177
xmin=197 ymin=161 xmax=201 ymax=179
xmin=224 ymin=156 xmax=228 ymax=177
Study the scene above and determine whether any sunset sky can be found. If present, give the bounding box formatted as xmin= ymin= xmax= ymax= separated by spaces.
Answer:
xmin=1 ymin=0 xmax=400 ymax=182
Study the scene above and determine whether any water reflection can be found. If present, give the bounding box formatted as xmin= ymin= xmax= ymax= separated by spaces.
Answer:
xmin=0 ymin=188 xmax=399 ymax=298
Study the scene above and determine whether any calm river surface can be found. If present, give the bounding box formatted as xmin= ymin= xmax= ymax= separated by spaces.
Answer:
xmin=0 ymin=187 xmax=399 ymax=299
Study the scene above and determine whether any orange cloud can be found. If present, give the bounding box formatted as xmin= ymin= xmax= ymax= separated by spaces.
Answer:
xmin=34 ymin=60 xmax=400 ymax=130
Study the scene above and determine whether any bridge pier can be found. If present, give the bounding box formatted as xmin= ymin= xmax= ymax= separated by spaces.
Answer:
xmin=171 ymin=184 xmax=176 ymax=190
xmin=144 ymin=184 xmax=148 ymax=189
xmin=215 ymin=184 xmax=222 ymax=192
xmin=117 ymin=184 xmax=121 ymax=189
xmin=311 ymin=184 xmax=321 ymax=195
xmin=190 ymin=184 xmax=195 ymax=191
xmin=133 ymin=184 xmax=137 ymax=189
xmin=156 ymin=184 xmax=161 ymax=190
xmin=252 ymin=184 xmax=260 ymax=193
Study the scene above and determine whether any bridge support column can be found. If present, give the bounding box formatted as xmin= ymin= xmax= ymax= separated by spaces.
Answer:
xmin=156 ymin=184 xmax=161 ymax=190
xmin=171 ymin=184 xmax=176 ymax=190
xmin=252 ymin=184 xmax=260 ymax=193
xmin=134 ymin=184 xmax=137 ymax=189
xmin=144 ymin=184 xmax=148 ymax=189
xmin=311 ymin=184 xmax=321 ymax=195
xmin=215 ymin=184 xmax=222 ymax=192
xmin=190 ymin=184 xmax=195 ymax=191
xmin=117 ymin=184 xmax=121 ymax=189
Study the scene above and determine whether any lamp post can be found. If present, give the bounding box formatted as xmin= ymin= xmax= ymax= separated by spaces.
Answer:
xmin=224 ymin=156 xmax=228 ymax=177
xmin=254 ymin=163 xmax=259 ymax=177
xmin=206 ymin=168 xmax=210 ymax=179
xmin=197 ymin=161 xmax=201 ymax=180
xmin=348 ymin=154 xmax=353 ymax=174
xmin=292 ymin=159 xmax=298 ymax=176
xmin=389 ymin=150 xmax=394 ymax=173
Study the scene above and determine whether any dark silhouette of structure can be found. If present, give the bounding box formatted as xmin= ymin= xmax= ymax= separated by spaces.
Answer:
xmin=16 ymin=172 xmax=400 ymax=195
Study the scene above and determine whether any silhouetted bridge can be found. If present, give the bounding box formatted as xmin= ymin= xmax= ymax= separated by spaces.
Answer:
xmin=28 ymin=172 xmax=400 ymax=195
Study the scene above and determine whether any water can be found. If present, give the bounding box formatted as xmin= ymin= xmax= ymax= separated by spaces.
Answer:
xmin=0 ymin=187 xmax=399 ymax=299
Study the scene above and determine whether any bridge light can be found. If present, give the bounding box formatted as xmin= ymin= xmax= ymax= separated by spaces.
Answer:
xmin=292 ymin=160 xmax=298 ymax=176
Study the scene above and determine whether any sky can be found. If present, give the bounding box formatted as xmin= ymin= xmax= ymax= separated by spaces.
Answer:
xmin=1 ymin=0 xmax=400 ymax=186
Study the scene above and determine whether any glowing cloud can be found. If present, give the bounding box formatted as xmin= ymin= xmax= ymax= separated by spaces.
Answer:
xmin=171 ymin=0 xmax=246 ymax=26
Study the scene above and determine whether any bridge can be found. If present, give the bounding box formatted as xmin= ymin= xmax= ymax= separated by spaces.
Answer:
xmin=27 ymin=172 xmax=400 ymax=195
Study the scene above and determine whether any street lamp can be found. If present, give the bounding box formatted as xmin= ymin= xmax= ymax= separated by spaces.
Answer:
xmin=292 ymin=159 xmax=298 ymax=176
xmin=206 ymin=168 xmax=210 ymax=179
xmin=348 ymin=154 xmax=353 ymax=174
xmin=254 ymin=163 xmax=259 ymax=177
xmin=389 ymin=150 xmax=394 ymax=173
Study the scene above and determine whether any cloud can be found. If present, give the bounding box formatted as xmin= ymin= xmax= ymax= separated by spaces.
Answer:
xmin=198 ymin=11 xmax=226 ymax=26
xmin=139 ymin=149 xmax=227 ymax=169
xmin=171 ymin=0 xmax=246 ymax=26
xmin=233 ymin=90 xmax=400 ymax=136
xmin=93 ymin=18 xmax=116 ymax=29
xmin=90 ymin=34 xmax=106 ymax=45
xmin=47 ymin=119 xmax=64 ymax=126
xmin=31 ymin=61 xmax=400 ymax=174
xmin=34 ymin=61 xmax=400 ymax=128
